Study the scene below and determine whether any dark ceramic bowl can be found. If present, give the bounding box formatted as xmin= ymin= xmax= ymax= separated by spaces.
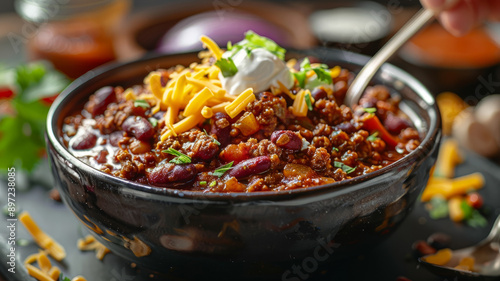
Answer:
xmin=46 ymin=48 xmax=441 ymax=279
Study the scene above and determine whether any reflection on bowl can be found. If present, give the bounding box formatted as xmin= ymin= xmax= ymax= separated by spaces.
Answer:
xmin=46 ymin=49 xmax=440 ymax=279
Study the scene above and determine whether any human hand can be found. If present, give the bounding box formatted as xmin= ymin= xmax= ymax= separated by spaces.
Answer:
xmin=420 ymin=0 xmax=500 ymax=36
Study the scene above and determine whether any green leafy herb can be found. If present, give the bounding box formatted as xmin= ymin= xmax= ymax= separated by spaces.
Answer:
xmin=210 ymin=161 xmax=234 ymax=177
xmin=367 ymin=131 xmax=379 ymax=141
xmin=162 ymin=148 xmax=191 ymax=164
xmin=0 ymin=62 xmax=70 ymax=172
xmin=203 ymin=129 xmax=220 ymax=146
xmin=199 ymin=181 xmax=207 ymax=186
xmin=215 ymin=57 xmax=238 ymax=77
xmin=243 ymin=31 xmax=286 ymax=60
xmin=428 ymin=196 xmax=448 ymax=219
xmin=209 ymin=180 xmax=217 ymax=187
xmin=363 ymin=107 xmax=377 ymax=114
xmin=293 ymin=58 xmax=332 ymax=88
xmin=134 ymin=99 xmax=150 ymax=109
xmin=334 ymin=161 xmax=356 ymax=174
xmin=59 ymin=273 xmax=71 ymax=281
xmin=332 ymin=147 xmax=339 ymax=153
xmin=148 ymin=117 xmax=158 ymax=127
xmin=305 ymin=92 xmax=313 ymax=111
xmin=466 ymin=209 xmax=488 ymax=228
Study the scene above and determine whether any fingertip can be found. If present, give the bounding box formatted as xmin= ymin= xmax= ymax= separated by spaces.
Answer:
xmin=439 ymin=1 xmax=474 ymax=36
xmin=421 ymin=0 xmax=447 ymax=10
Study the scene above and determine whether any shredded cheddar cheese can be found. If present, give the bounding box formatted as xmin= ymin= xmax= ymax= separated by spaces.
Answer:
xmin=200 ymin=35 xmax=223 ymax=60
xmin=292 ymin=89 xmax=308 ymax=117
xmin=225 ymin=88 xmax=255 ymax=118
xmin=24 ymin=250 xmax=86 ymax=281
xmin=77 ymin=235 xmax=111 ymax=261
xmin=19 ymin=212 xmax=66 ymax=261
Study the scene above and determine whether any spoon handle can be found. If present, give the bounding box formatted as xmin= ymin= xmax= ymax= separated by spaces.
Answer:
xmin=485 ymin=214 xmax=500 ymax=244
xmin=345 ymin=8 xmax=435 ymax=107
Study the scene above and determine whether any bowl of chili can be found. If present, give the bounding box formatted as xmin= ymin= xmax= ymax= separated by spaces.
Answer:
xmin=46 ymin=43 xmax=441 ymax=278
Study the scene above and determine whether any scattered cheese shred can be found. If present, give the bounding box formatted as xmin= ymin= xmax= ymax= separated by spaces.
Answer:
xmin=201 ymin=106 xmax=214 ymax=118
xmin=225 ymin=88 xmax=255 ymax=118
xmin=330 ymin=66 xmax=341 ymax=78
xmin=77 ymin=235 xmax=111 ymax=261
xmin=200 ymin=35 xmax=223 ymax=60
xmin=24 ymin=250 xmax=86 ymax=281
xmin=277 ymin=80 xmax=295 ymax=100
xmin=19 ymin=212 xmax=66 ymax=261
xmin=161 ymin=114 xmax=205 ymax=140
xmin=25 ymin=264 xmax=54 ymax=281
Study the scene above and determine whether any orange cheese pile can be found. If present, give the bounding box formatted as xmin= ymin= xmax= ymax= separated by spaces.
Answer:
xmin=19 ymin=212 xmax=66 ymax=261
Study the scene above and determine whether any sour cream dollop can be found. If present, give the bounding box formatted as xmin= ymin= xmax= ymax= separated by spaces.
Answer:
xmin=220 ymin=47 xmax=294 ymax=96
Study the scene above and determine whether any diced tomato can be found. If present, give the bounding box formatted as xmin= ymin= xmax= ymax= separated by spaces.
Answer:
xmin=0 ymin=88 xmax=14 ymax=99
xmin=466 ymin=193 xmax=483 ymax=209
xmin=41 ymin=94 xmax=59 ymax=105
xmin=362 ymin=114 xmax=400 ymax=147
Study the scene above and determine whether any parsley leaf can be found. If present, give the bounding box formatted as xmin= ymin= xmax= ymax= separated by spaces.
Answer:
xmin=134 ymin=99 xmax=150 ymax=109
xmin=209 ymin=162 xmax=234 ymax=177
xmin=162 ymin=148 xmax=191 ymax=164
xmin=203 ymin=129 xmax=220 ymax=146
xmin=148 ymin=117 xmax=158 ymax=127
xmin=305 ymin=92 xmax=313 ymax=111
xmin=428 ymin=196 xmax=448 ymax=219
xmin=59 ymin=273 xmax=71 ymax=281
xmin=0 ymin=63 xmax=69 ymax=173
xmin=293 ymin=58 xmax=332 ymax=88
xmin=244 ymin=31 xmax=286 ymax=60
xmin=363 ymin=107 xmax=377 ymax=114
xmin=367 ymin=131 xmax=379 ymax=141
xmin=215 ymin=57 xmax=238 ymax=77
xmin=209 ymin=180 xmax=217 ymax=187
xmin=334 ymin=161 xmax=356 ymax=174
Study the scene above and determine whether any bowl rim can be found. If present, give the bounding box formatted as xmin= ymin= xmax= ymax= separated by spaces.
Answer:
xmin=46 ymin=48 xmax=441 ymax=202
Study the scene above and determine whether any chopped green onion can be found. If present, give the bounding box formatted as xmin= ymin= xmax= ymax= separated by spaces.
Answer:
xmin=215 ymin=57 xmax=238 ymax=77
xmin=244 ymin=31 xmax=286 ymax=60
xmin=199 ymin=181 xmax=207 ymax=186
xmin=428 ymin=196 xmax=449 ymax=219
xmin=210 ymin=161 xmax=234 ymax=177
xmin=305 ymin=92 xmax=313 ymax=111
xmin=332 ymin=147 xmax=339 ymax=153
xmin=134 ymin=99 xmax=150 ymax=109
xmin=363 ymin=107 xmax=377 ymax=114
xmin=466 ymin=209 xmax=488 ymax=228
xmin=209 ymin=180 xmax=217 ymax=187
xmin=203 ymin=129 xmax=221 ymax=146
xmin=293 ymin=57 xmax=332 ymax=88
xmin=148 ymin=117 xmax=158 ymax=127
xmin=367 ymin=131 xmax=379 ymax=141
xmin=334 ymin=161 xmax=356 ymax=174
xmin=162 ymin=148 xmax=191 ymax=164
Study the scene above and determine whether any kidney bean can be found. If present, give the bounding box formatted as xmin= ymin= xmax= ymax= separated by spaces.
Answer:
xmin=85 ymin=86 xmax=116 ymax=116
xmin=71 ymin=129 xmax=97 ymax=150
xmin=148 ymin=163 xmax=197 ymax=187
xmin=192 ymin=138 xmax=218 ymax=161
xmin=271 ymin=130 xmax=301 ymax=151
xmin=427 ymin=233 xmax=451 ymax=250
xmin=228 ymin=156 xmax=271 ymax=179
xmin=311 ymin=87 xmax=327 ymax=100
xmin=384 ymin=112 xmax=410 ymax=135
xmin=211 ymin=112 xmax=231 ymax=147
xmin=122 ymin=116 xmax=154 ymax=141
xmin=412 ymin=240 xmax=436 ymax=257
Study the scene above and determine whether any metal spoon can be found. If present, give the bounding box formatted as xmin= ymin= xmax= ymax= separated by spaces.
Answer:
xmin=344 ymin=8 xmax=435 ymax=107
xmin=419 ymin=214 xmax=500 ymax=280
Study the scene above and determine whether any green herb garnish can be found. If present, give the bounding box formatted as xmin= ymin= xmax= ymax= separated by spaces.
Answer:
xmin=162 ymin=148 xmax=191 ymax=164
xmin=0 ymin=62 xmax=70 ymax=173
xmin=363 ymin=107 xmax=377 ymax=114
xmin=203 ymin=129 xmax=221 ymax=146
xmin=293 ymin=58 xmax=332 ymax=88
xmin=305 ymin=92 xmax=313 ymax=111
xmin=199 ymin=181 xmax=207 ymax=186
xmin=209 ymin=180 xmax=217 ymax=187
xmin=334 ymin=161 xmax=356 ymax=174
xmin=134 ymin=99 xmax=150 ymax=109
xmin=332 ymin=147 xmax=339 ymax=153
xmin=466 ymin=209 xmax=488 ymax=228
xmin=367 ymin=131 xmax=379 ymax=141
xmin=215 ymin=57 xmax=238 ymax=77
xmin=210 ymin=161 xmax=234 ymax=177
xmin=148 ymin=117 xmax=158 ymax=127
xmin=60 ymin=273 xmax=71 ymax=281
xmin=242 ymin=31 xmax=286 ymax=60
xmin=428 ymin=196 xmax=449 ymax=219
